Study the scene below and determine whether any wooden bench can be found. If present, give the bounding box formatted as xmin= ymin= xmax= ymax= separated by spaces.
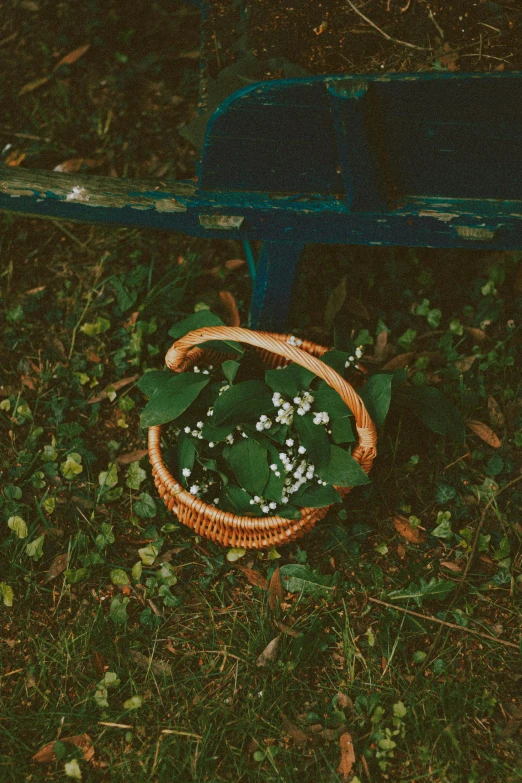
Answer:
xmin=0 ymin=2 xmax=521 ymax=329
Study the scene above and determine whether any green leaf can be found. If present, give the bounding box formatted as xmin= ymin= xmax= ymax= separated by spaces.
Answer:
xmin=42 ymin=496 xmax=56 ymax=514
xmin=276 ymin=505 xmax=301 ymax=519
xmin=222 ymin=484 xmax=259 ymax=515
xmin=263 ymin=445 xmax=286 ymax=503
xmin=138 ymin=544 xmax=159 ymax=565
xmin=316 ymin=445 xmax=370 ymax=488
xmin=222 ymin=360 xmax=240 ymax=384
xmin=0 ymin=583 xmax=14 ymax=607
xmin=64 ymin=568 xmax=89 ymax=584
xmin=212 ymin=380 xmax=273 ymax=426
xmin=168 ymin=310 xmax=224 ymax=340
xmin=7 ymin=515 xmax=28 ymax=539
xmin=60 ymin=452 xmax=83 ymax=479
xmin=265 ymin=366 xmax=299 ymax=398
xmin=4 ymin=484 xmax=22 ymax=500
xmin=293 ymin=412 xmax=330 ymax=468
xmin=313 ymin=381 xmax=350 ymax=418
xmin=177 ymin=432 xmax=196 ymax=481
xmin=291 ymin=483 xmax=341 ymax=508
xmin=331 ymin=415 xmax=355 ymax=445
xmin=167 ymin=311 xmax=242 ymax=355
xmin=140 ymin=374 xmax=210 ymax=428
xmin=26 ymin=535 xmax=45 ymax=561
xmin=280 ymin=564 xmax=337 ymax=598
xmin=137 ymin=370 xmax=171 ymax=397
xmin=432 ymin=511 xmax=453 ymax=538
xmin=201 ymin=421 xmax=235 ymax=443
xmin=99 ymin=462 xmax=118 ymax=489
xmin=227 ymin=439 xmax=269 ymax=495
xmin=123 ymin=695 xmax=143 ymax=710
xmin=80 ymin=316 xmax=110 ymax=336
xmin=110 ymin=568 xmax=129 ymax=586
xmin=131 ymin=561 xmax=143 ymax=581
xmin=109 ymin=595 xmax=130 ymax=624
xmin=226 ymin=547 xmax=246 ymax=562
xmin=397 ymin=386 xmax=465 ymax=441
xmin=387 ymin=577 xmax=455 ymax=607
xmin=320 ymin=349 xmax=350 ymax=375
xmin=64 ymin=759 xmax=82 ymax=780
xmin=126 ymin=461 xmax=147 ymax=490
xmin=359 ymin=374 xmax=393 ymax=429
xmin=134 ymin=492 xmax=157 ymax=519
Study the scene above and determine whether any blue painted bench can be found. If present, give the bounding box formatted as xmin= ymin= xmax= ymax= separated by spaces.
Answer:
xmin=1 ymin=51 xmax=521 ymax=328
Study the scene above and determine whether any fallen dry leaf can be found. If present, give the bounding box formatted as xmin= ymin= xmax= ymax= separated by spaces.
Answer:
xmin=218 ymin=291 xmax=240 ymax=327
xmin=397 ymin=543 xmax=406 ymax=559
xmin=393 ymin=515 xmax=425 ymax=544
xmin=374 ymin=329 xmax=388 ymax=361
xmin=281 ymin=714 xmax=309 ymax=746
xmin=487 ymin=396 xmax=505 ymax=429
xmin=53 ymin=44 xmax=90 ymax=72
xmin=335 ymin=692 xmax=352 ymax=710
xmin=276 ymin=621 xmax=301 ymax=639
xmin=116 ymin=449 xmax=148 ymax=465
xmin=225 ymin=258 xmax=246 ymax=271
xmin=237 ymin=567 xmax=268 ymax=590
xmin=129 ymin=649 xmax=172 ymax=676
xmin=45 ymin=553 xmax=69 ymax=582
xmin=440 ymin=560 xmax=463 ymax=572
xmin=337 ymin=732 xmax=356 ymax=781
xmin=464 ymin=326 xmax=486 ymax=342
xmin=19 ymin=76 xmax=49 ymax=96
xmin=256 ymin=635 xmax=280 ymax=667
xmin=268 ymin=567 xmax=284 ymax=611
xmin=467 ymin=420 xmax=501 ymax=449
xmin=324 ymin=275 xmax=347 ymax=331
xmin=382 ymin=352 xmax=415 ymax=371
xmin=53 ymin=158 xmax=102 ymax=173
xmin=454 ymin=355 xmax=476 ymax=373
xmin=33 ymin=734 xmax=94 ymax=764
xmin=21 ymin=374 xmax=36 ymax=390
xmin=88 ymin=374 xmax=139 ymax=404
xmin=5 ymin=150 xmax=26 ymax=167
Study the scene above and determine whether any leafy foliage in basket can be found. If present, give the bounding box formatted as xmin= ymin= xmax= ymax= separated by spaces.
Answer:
xmin=138 ymin=312 xmax=379 ymax=518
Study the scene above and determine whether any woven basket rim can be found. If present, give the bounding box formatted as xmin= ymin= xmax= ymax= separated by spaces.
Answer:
xmin=148 ymin=330 xmax=377 ymax=537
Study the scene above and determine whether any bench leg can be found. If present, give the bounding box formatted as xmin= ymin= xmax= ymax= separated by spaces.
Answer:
xmin=248 ymin=241 xmax=306 ymax=332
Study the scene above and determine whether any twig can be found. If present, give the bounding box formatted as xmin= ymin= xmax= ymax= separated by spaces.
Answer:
xmin=0 ymin=128 xmax=51 ymax=143
xmin=346 ymin=0 xmax=430 ymax=51
xmin=456 ymin=472 xmax=522 ymax=593
xmin=368 ymin=597 xmax=519 ymax=650
xmin=67 ymin=255 xmax=106 ymax=361
xmin=428 ymin=10 xmax=444 ymax=39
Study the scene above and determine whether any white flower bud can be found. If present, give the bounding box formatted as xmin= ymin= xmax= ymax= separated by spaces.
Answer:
xmin=182 ymin=468 xmax=191 ymax=477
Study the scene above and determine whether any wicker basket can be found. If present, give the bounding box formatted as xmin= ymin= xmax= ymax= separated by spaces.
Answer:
xmin=148 ymin=327 xmax=377 ymax=550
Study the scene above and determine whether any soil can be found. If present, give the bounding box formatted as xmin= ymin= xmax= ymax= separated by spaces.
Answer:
xmin=205 ymin=0 xmax=522 ymax=77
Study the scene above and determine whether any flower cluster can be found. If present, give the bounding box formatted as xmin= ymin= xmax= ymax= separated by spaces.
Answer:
xmin=255 ymin=415 xmax=272 ymax=431
xmin=272 ymin=389 xmax=315 ymax=425
xmin=192 ymin=364 xmax=214 ymax=375
xmin=249 ymin=495 xmax=278 ymax=513
xmin=345 ymin=345 xmax=364 ymax=368
xmin=184 ymin=421 xmax=205 ymax=439
xmin=313 ymin=411 xmax=329 ymax=425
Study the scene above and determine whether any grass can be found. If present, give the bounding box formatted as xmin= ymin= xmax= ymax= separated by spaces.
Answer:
xmin=0 ymin=1 xmax=522 ymax=780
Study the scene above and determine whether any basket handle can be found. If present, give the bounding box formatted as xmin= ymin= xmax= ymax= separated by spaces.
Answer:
xmin=165 ymin=326 xmax=377 ymax=466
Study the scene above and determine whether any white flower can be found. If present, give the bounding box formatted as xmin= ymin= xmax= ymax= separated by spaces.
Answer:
xmin=253 ymin=496 xmax=261 ymax=503
xmin=275 ymin=471 xmax=281 ymax=477
xmin=282 ymin=402 xmax=291 ymax=411
xmin=287 ymin=335 xmax=303 ymax=347
xmin=269 ymin=502 xmax=277 ymax=510
xmin=272 ymin=392 xmax=282 ymax=407
xmin=285 ymin=439 xmax=294 ymax=447
xmin=297 ymin=408 xmax=306 ymax=416
xmin=182 ymin=468 xmax=191 ymax=477
xmin=256 ymin=422 xmax=264 ymax=431
xmin=184 ymin=426 xmax=191 ymax=433
xmin=260 ymin=415 xmax=267 ymax=422
xmin=281 ymin=496 xmax=289 ymax=504
xmin=293 ymin=397 xmax=301 ymax=404
xmin=242 ymin=432 xmax=248 ymax=438
xmin=202 ymin=369 xmax=209 ymax=375
xmin=262 ymin=505 xmax=270 ymax=513
xmin=209 ymin=442 xmax=215 ymax=448
xmin=298 ymin=446 xmax=306 ymax=454
xmin=207 ymin=408 xmax=213 ymax=416
xmin=213 ymin=497 xmax=219 ymax=504
xmin=249 ymin=499 xmax=255 ymax=505
xmin=189 ymin=485 xmax=200 ymax=494
xmin=193 ymin=366 xmax=200 ymax=373
xmin=270 ymin=463 xmax=278 ymax=471
xmin=355 ymin=346 xmax=364 ymax=358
